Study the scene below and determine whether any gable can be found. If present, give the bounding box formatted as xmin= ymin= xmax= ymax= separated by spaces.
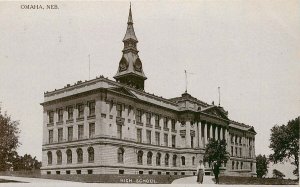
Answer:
xmin=108 ymin=86 xmax=137 ymax=98
xmin=202 ymin=106 xmax=229 ymax=120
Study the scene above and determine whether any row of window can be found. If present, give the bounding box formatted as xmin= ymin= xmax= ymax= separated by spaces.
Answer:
xmin=47 ymin=147 xmax=94 ymax=165
xmin=232 ymin=161 xmax=253 ymax=171
xmin=48 ymin=123 xmax=95 ymax=143
xmin=231 ymin=146 xmax=253 ymax=158
xmin=135 ymin=109 xmax=176 ymax=130
xmin=137 ymin=129 xmax=176 ymax=147
xmin=47 ymin=169 xmax=191 ymax=176
xmin=48 ymin=102 xmax=95 ymax=123
xmin=47 ymin=147 xmax=195 ymax=167
xmin=230 ymin=134 xmax=254 ymax=147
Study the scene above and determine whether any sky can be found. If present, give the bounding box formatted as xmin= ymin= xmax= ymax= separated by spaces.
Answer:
xmin=0 ymin=0 xmax=299 ymax=178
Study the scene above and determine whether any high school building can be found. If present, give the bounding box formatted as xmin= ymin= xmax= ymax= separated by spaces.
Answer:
xmin=41 ymin=6 xmax=256 ymax=176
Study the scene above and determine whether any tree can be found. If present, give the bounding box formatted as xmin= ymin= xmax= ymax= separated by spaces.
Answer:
xmin=256 ymin=154 xmax=269 ymax=178
xmin=203 ymin=139 xmax=230 ymax=169
xmin=0 ymin=107 xmax=20 ymax=171
xmin=269 ymin=117 xmax=299 ymax=177
xmin=11 ymin=153 xmax=41 ymax=171
xmin=272 ymin=169 xmax=285 ymax=179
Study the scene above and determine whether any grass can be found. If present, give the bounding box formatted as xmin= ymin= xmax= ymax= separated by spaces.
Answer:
xmin=0 ymin=179 xmax=24 ymax=183
xmin=41 ymin=174 xmax=186 ymax=183
xmin=219 ymin=176 xmax=299 ymax=185
xmin=0 ymin=170 xmax=299 ymax=184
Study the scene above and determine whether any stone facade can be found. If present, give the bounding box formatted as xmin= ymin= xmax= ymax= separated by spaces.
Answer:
xmin=41 ymin=5 xmax=256 ymax=177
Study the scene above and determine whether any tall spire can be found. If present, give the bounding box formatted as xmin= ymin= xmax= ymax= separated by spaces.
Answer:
xmin=114 ymin=4 xmax=147 ymax=90
xmin=128 ymin=2 xmax=133 ymax=24
xmin=123 ymin=3 xmax=137 ymax=42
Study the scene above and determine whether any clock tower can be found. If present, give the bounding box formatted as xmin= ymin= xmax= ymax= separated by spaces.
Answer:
xmin=114 ymin=4 xmax=147 ymax=90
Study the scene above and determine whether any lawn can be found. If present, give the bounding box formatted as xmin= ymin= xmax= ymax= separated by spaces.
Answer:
xmin=0 ymin=179 xmax=24 ymax=183
xmin=41 ymin=174 xmax=186 ymax=184
xmin=219 ymin=176 xmax=299 ymax=185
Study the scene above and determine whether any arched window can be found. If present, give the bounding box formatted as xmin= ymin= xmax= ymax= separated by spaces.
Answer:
xmin=165 ymin=153 xmax=169 ymax=166
xmin=181 ymin=156 xmax=185 ymax=166
xmin=47 ymin=151 xmax=52 ymax=165
xmin=77 ymin=148 xmax=83 ymax=163
xmin=147 ymin=152 xmax=153 ymax=165
xmin=88 ymin=147 xmax=94 ymax=163
xmin=173 ymin=155 xmax=177 ymax=167
xmin=137 ymin=150 xmax=143 ymax=165
xmin=66 ymin=149 xmax=72 ymax=164
xmin=156 ymin=153 xmax=161 ymax=166
xmin=118 ymin=148 xmax=124 ymax=163
xmin=192 ymin=157 xmax=195 ymax=165
xmin=56 ymin=150 xmax=62 ymax=165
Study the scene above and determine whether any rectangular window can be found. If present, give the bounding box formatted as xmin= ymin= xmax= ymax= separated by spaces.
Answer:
xmin=191 ymin=136 xmax=194 ymax=148
xmin=172 ymin=135 xmax=176 ymax=148
xmin=58 ymin=109 xmax=63 ymax=122
xmin=48 ymin=111 xmax=54 ymax=123
xmin=78 ymin=125 xmax=84 ymax=140
xmin=89 ymin=123 xmax=95 ymax=138
xmin=146 ymin=112 xmax=151 ymax=124
xmin=117 ymin=103 xmax=122 ymax=118
xmin=235 ymin=147 xmax=238 ymax=156
xmin=154 ymin=114 xmax=159 ymax=127
xmin=117 ymin=124 xmax=122 ymax=139
xmin=240 ymin=148 xmax=242 ymax=157
xmin=68 ymin=127 xmax=73 ymax=141
xmin=58 ymin=128 xmax=63 ymax=142
xmin=146 ymin=130 xmax=151 ymax=144
xmin=89 ymin=101 xmax=95 ymax=116
xmin=49 ymin=130 xmax=53 ymax=143
xmin=163 ymin=117 xmax=168 ymax=129
xmin=155 ymin=132 xmax=160 ymax=146
xmin=171 ymin=119 xmax=176 ymax=131
xmin=77 ymin=104 xmax=84 ymax=118
xmin=137 ymin=129 xmax=142 ymax=143
xmin=231 ymin=146 xmax=233 ymax=156
xmin=67 ymin=106 xmax=73 ymax=120
xmin=136 ymin=109 xmax=142 ymax=123
xmin=164 ymin=134 xmax=168 ymax=146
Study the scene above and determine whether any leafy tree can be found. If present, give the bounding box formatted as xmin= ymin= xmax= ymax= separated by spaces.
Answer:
xmin=0 ymin=107 xmax=20 ymax=171
xmin=272 ymin=169 xmax=285 ymax=179
xmin=256 ymin=154 xmax=269 ymax=178
xmin=269 ymin=118 xmax=299 ymax=177
xmin=203 ymin=139 xmax=230 ymax=168
xmin=11 ymin=153 xmax=41 ymax=171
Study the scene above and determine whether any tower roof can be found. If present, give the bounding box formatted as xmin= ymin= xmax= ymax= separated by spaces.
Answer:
xmin=114 ymin=4 xmax=147 ymax=90
xmin=123 ymin=4 xmax=138 ymax=42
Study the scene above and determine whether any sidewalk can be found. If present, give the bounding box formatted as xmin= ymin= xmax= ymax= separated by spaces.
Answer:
xmin=172 ymin=175 xmax=215 ymax=184
xmin=0 ymin=176 xmax=80 ymax=183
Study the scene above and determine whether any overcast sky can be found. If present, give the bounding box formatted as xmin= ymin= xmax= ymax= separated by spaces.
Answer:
xmin=0 ymin=0 xmax=299 ymax=178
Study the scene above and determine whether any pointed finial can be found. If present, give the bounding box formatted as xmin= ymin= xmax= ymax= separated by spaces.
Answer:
xmin=128 ymin=2 xmax=133 ymax=24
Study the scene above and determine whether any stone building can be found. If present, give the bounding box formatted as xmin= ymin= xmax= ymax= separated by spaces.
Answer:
xmin=41 ymin=6 xmax=256 ymax=176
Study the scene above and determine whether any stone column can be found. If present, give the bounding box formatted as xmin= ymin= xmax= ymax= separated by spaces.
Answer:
xmin=197 ymin=122 xmax=200 ymax=148
xmin=186 ymin=121 xmax=191 ymax=148
xmin=226 ymin=129 xmax=230 ymax=152
xmin=215 ymin=124 xmax=218 ymax=140
xmin=199 ymin=121 xmax=202 ymax=148
xmin=220 ymin=127 xmax=223 ymax=140
xmin=204 ymin=122 xmax=207 ymax=146
xmin=209 ymin=123 xmax=213 ymax=141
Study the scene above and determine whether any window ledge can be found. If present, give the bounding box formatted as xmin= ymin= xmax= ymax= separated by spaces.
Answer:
xmin=87 ymin=115 xmax=96 ymax=120
xmin=76 ymin=117 xmax=84 ymax=122
xmin=47 ymin=123 xmax=54 ymax=127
